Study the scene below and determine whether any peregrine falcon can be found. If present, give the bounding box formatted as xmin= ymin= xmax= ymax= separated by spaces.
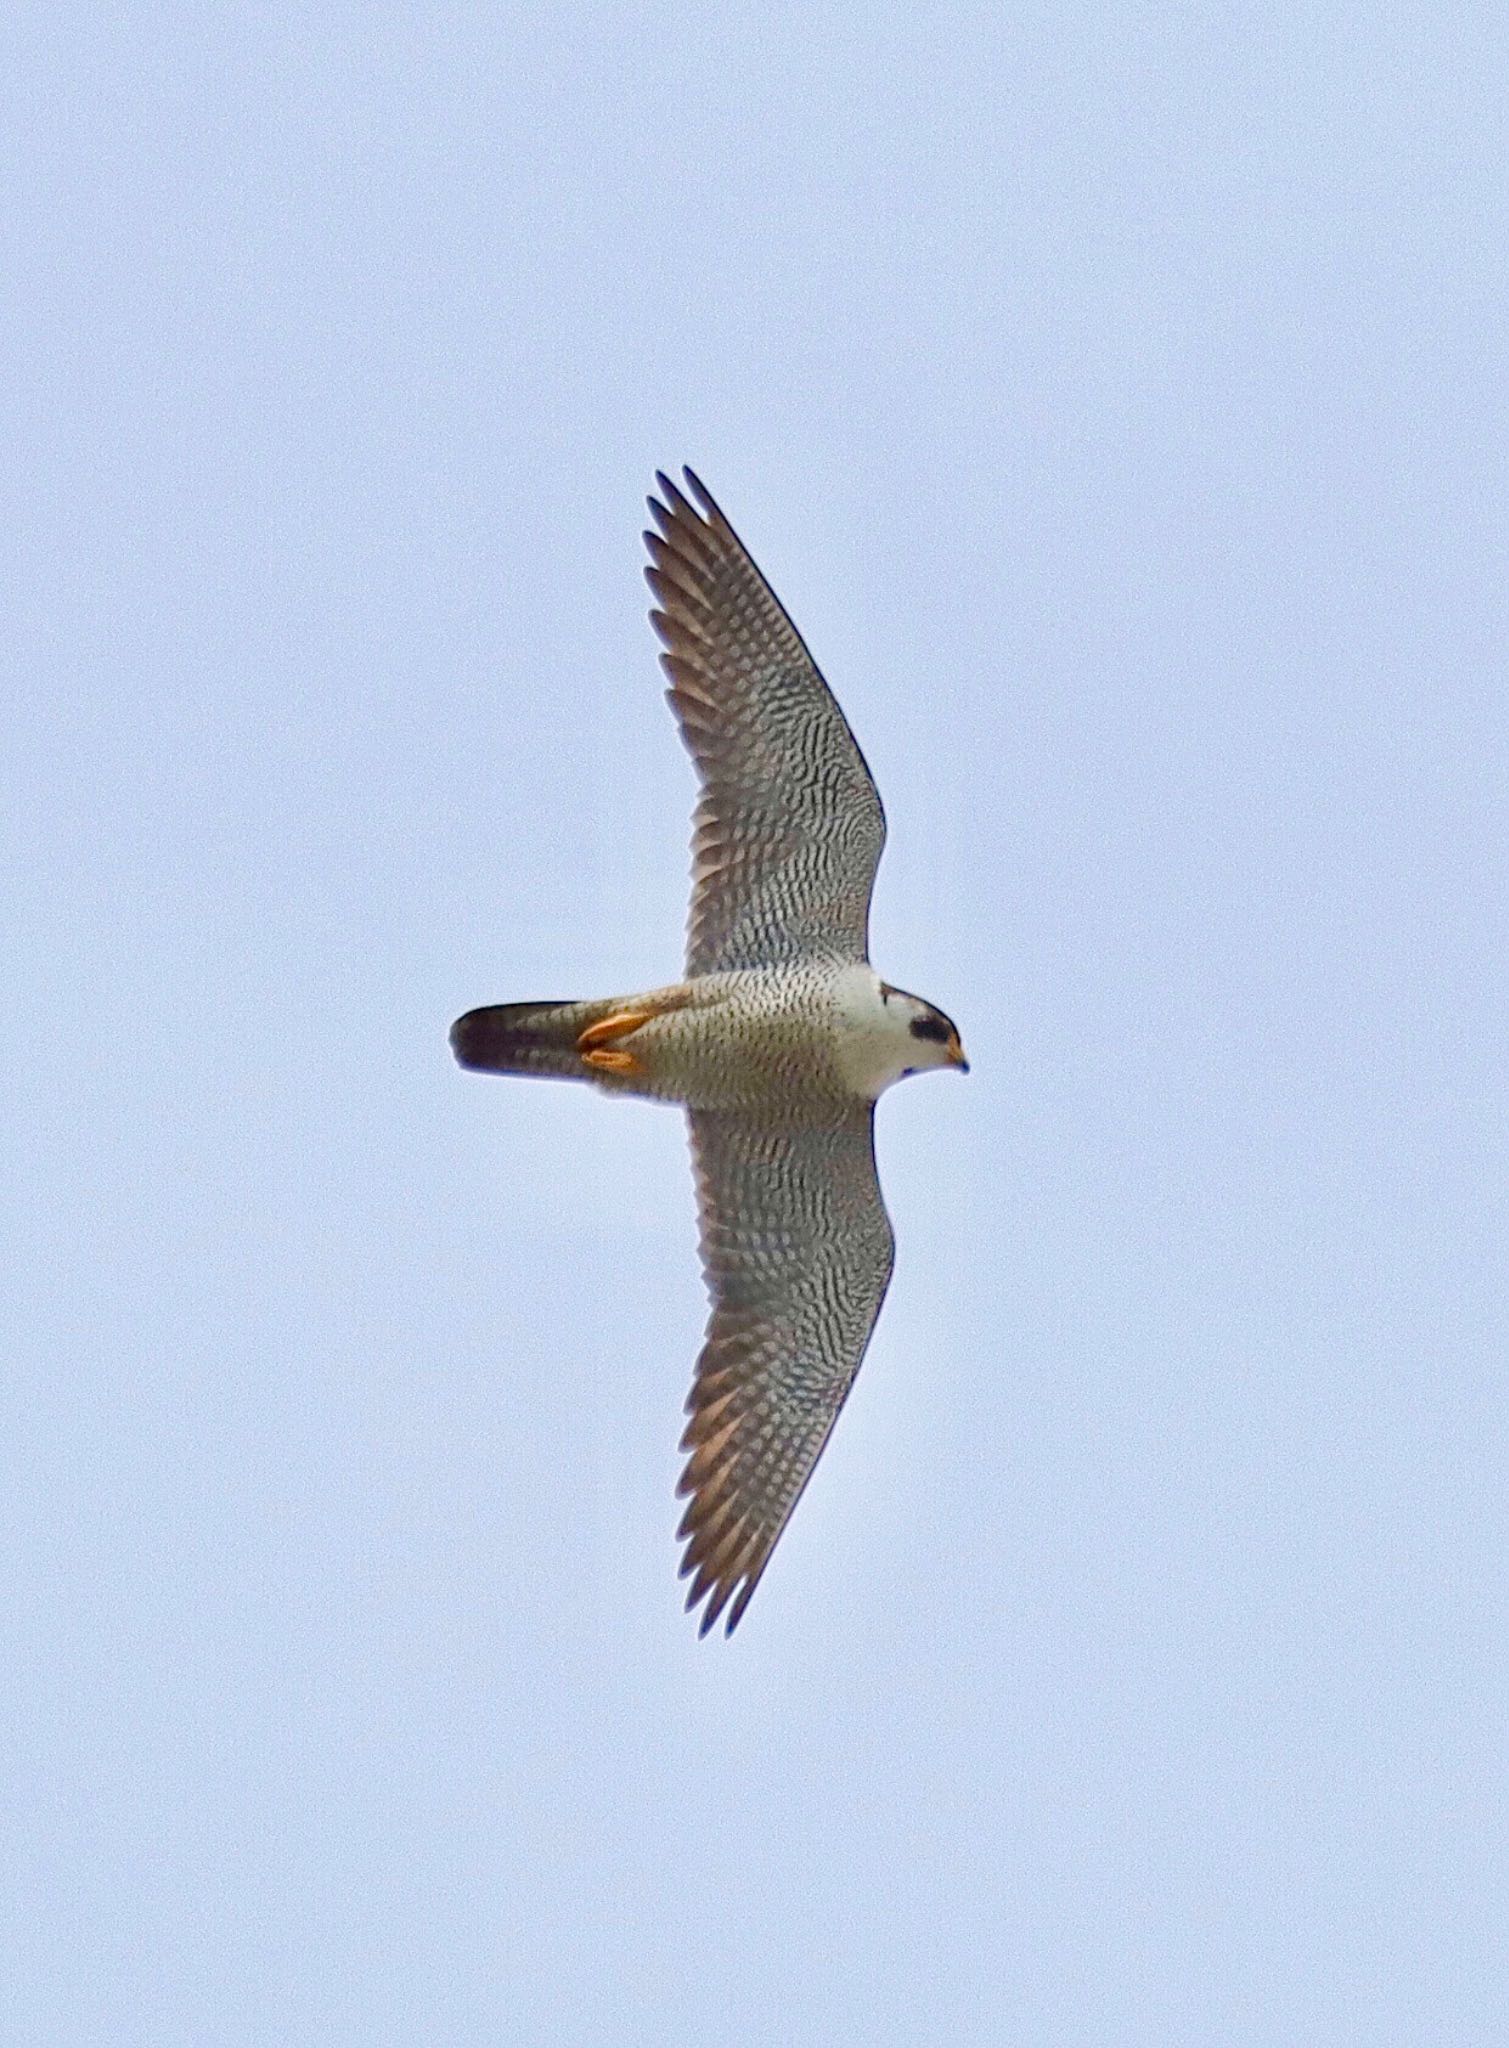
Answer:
xmin=452 ymin=471 xmax=967 ymax=1634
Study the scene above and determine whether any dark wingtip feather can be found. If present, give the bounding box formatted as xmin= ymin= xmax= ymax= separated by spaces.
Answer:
xmin=699 ymin=1581 xmax=736 ymax=1635
xmin=654 ymin=468 xmax=700 ymax=524
xmin=681 ymin=466 xmax=716 ymax=516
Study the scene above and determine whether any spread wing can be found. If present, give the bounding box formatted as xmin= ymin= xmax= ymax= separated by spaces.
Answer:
xmin=645 ymin=470 xmax=887 ymax=976
xmin=678 ymin=1106 xmax=896 ymax=1635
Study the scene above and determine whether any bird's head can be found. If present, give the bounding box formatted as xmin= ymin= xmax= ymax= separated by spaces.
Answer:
xmin=879 ymin=984 xmax=969 ymax=1078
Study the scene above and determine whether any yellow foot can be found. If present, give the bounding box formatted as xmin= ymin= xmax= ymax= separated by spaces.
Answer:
xmin=576 ymin=1008 xmax=654 ymax=1053
xmin=581 ymin=1046 xmax=642 ymax=1076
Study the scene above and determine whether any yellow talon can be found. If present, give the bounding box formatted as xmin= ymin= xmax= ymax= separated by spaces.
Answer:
xmin=577 ymin=1008 xmax=653 ymax=1052
xmin=582 ymin=1046 xmax=641 ymax=1075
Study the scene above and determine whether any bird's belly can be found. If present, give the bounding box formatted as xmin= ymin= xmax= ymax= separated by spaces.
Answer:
xmin=629 ymin=976 xmax=850 ymax=1110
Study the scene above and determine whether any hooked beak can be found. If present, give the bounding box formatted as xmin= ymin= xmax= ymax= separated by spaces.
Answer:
xmin=947 ymin=1032 xmax=969 ymax=1073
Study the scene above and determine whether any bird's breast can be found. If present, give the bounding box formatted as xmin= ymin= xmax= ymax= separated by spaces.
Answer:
xmin=626 ymin=965 xmax=876 ymax=1110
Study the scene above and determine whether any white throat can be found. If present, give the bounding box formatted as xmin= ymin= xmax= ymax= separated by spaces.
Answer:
xmin=831 ymin=966 xmax=924 ymax=1099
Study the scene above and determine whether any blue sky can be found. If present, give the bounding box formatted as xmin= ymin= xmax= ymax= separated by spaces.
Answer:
xmin=6 ymin=7 xmax=1505 ymax=2043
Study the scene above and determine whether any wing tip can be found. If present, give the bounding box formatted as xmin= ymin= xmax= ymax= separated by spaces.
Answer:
xmin=680 ymin=465 xmax=715 ymax=515
xmin=649 ymin=465 xmax=721 ymax=532
xmin=688 ymin=1572 xmax=750 ymax=1638
xmin=651 ymin=468 xmax=694 ymax=522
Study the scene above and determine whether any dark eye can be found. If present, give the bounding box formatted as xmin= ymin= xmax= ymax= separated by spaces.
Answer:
xmin=909 ymin=1014 xmax=951 ymax=1045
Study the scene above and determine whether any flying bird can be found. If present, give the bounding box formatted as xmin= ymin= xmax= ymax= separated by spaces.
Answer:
xmin=452 ymin=471 xmax=966 ymax=1634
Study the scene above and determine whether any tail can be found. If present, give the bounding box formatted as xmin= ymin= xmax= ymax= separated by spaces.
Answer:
xmin=450 ymin=998 xmax=616 ymax=1081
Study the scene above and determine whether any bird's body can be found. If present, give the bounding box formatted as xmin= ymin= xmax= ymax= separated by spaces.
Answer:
xmin=452 ymin=471 xmax=965 ymax=1633
xmin=454 ymin=962 xmax=945 ymax=1111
